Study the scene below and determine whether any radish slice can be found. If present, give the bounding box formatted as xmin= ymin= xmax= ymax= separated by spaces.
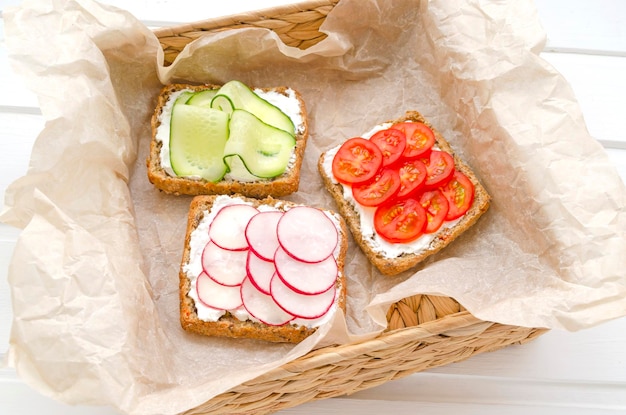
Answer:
xmin=209 ymin=204 xmax=259 ymax=250
xmin=270 ymin=274 xmax=336 ymax=319
xmin=196 ymin=271 xmax=243 ymax=310
xmin=277 ymin=206 xmax=338 ymax=263
xmin=240 ymin=277 xmax=295 ymax=326
xmin=274 ymin=247 xmax=338 ymax=295
xmin=202 ymin=241 xmax=248 ymax=286
xmin=246 ymin=250 xmax=276 ymax=295
xmin=245 ymin=211 xmax=283 ymax=261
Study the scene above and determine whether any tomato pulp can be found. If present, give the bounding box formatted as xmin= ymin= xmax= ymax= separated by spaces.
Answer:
xmin=396 ymin=158 xmax=427 ymax=198
xmin=441 ymin=170 xmax=474 ymax=220
xmin=331 ymin=137 xmax=383 ymax=185
xmin=391 ymin=121 xmax=436 ymax=159
xmin=352 ymin=168 xmax=401 ymax=207
xmin=423 ymin=150 xmax=455 ymax=188
xmin=419 ymin=190 xmax=449 ymax=233
xmin=374 ymin=198 xmax=427 ymax=243
xmin=370 ymin=128 xmax=406 ymax=166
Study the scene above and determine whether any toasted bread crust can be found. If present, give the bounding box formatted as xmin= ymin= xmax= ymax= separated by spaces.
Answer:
xmin=179 ymin=194 xmax=348 ymax=343
xmin=148 ymin=83 xmax=309 ymax=198
xmin=318 ymin=110 xmax=490 ymax=276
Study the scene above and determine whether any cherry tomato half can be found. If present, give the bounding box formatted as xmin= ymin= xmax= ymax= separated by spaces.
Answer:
xmin=423 ymin=150 xmax=455 ymax=189
xmin=352 ymin=168 xmax=401 ymax=207
xmin=441 ymin=170 xmax=475 ymax=220
xmin=369 ymin=128 xmax=406 ymax=167
xmin=391 ymin=122 xmax=436 ymax=159
xmin=332 ymin=137 xmax=383 ymax=185
xmin=396 ymin=159 xmax=427 ymax=198
xmin=419 ymin=189 xmax=449 ymax=233
xmin=374 ymin=198 xmax=427 ymax=243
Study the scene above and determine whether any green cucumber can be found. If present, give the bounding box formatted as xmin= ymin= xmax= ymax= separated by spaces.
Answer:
xmin=175 ymin=90 xmax=195 ymax=105
xmin=186 ymin=89 xmax=218 ymax=107
xmin=169 ymin=104 xmax=230 ymax=182
xmin=210 ymin=94 xmax=235 ymax=115
xmin=213 ymin=80 xmax=295 ymax=136
xmin=224 ymin=155 xmax=263 ymax=182
xmin=223 ymin=109 xmax=296 ymax=179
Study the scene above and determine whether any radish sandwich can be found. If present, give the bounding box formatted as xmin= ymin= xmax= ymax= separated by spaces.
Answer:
xmin=179 ymin=194 xmax=348 ymax=343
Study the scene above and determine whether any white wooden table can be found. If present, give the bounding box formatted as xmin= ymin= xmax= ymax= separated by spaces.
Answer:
xmin=1 ymin=1 xmax=625 ymax=414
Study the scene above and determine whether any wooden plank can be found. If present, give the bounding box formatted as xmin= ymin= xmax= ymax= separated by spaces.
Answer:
xmin=535 ymin=0 xmax=626 ymax=54
xmin=0 ymin=113 xmax=42 ymax=196
xmin=1 ymin=364 xmax=624 ymax=415
xmin=607 ymin=148 xmax=626 ymax=180
xmin=541 ymin=52 xmax=626 ymax=146
xmin=0 ymin=20 xmax=40 ymax=110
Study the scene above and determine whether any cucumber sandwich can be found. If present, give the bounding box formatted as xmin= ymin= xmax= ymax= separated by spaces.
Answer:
xmin=148 ymin=80 xmax=308 ymax=198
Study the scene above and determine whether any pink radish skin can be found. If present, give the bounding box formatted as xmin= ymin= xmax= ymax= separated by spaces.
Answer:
xmin=277 ymin=206 xmax=338 ymax=263
xmin=270 ymin=273 xmax=336 ymax=319
xmin=209 ymin=204 xmax=259 ymax=251
xmin=274 ymin=247 xmax=338 ymax=295
xmin=246 ymin=250 xmax=276 ymax=295
xmin=196 ymin=271 xmax=243 ymax=310
xmin=245 ymin=211 xmax=283 ymax=261
xmin=240 ymin=277 xmax=295 ymax=326
xmin=202 ymin=241 xmax=248 ymax=286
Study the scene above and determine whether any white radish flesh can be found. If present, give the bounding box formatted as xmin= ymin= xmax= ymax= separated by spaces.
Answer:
xmin=277 ymin=206 xmax=338 ymax=263
xmin=274 ymin=247 xmax=338 ymax=295
xmin=196 ymin=271 xmax=243 ymax=310
xmin=209 ymin=204 xmax=259 ymax=250
xmin=270 ymin=274 xmax=336 ymax=319
xmin=202 ymin=241 xmax=248 ymax=286
xmin=246 ymin=250 xmax=276 ymax=295
xmin=245 ymin=210 xmax=283 ymax=261
xmin=240 ymin=277 xmax=295 ymax=326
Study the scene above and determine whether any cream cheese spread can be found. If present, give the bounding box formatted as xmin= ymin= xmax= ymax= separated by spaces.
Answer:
xmin=183 ymin=195 xmax=339 ymax=328
xmin=321 ymin=124 xmax=462 ymax=259
xmin=155 ymin=87 xmax=304 ymax=180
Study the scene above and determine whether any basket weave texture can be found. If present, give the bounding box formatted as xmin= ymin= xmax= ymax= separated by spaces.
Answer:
xmin=155 ymin=2 xmax=547 ymax=413
xmin=154 ymin=0 xmax=338 ymax=65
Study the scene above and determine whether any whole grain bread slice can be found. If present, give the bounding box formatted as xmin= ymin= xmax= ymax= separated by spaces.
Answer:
xmin=179 ymin=194 xmax=348 ymax=344
xmin=148 ymin=83 xmax=309 ymax=198
xmin=318 ymin=110 xmax=490 ymax=276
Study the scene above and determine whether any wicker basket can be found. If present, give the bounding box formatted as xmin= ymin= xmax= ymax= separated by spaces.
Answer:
xmin=155 ymin=2 xmax=547 ymax=414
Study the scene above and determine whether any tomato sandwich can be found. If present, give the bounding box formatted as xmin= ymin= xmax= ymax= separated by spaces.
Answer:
xmin=179 ymin=194 xmax=348 ymax=343
xmin=148 ymin=80 xmax=309 ymax=198
xmin=318 ymin=110 xmax=490 ymax=276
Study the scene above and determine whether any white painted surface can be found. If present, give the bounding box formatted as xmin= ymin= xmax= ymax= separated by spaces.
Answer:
xmin=1 ymin=1 xmax=625 ymax=414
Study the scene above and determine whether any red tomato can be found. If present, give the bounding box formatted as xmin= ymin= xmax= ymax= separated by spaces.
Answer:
xmin=332 ymin=137 xmax=383 ymax=185
xmin=391 ymin=122 xmax=435 ymax=159
xmin=441 ymin=170 xmax=475 ymax=220
xmin=396 ymin=159 xmax=427 ymax=198
xmin=419 ymin=190 xmax=449 ymax=233
xmin=423 ymin=150 xmax=455 ymax=188
xmin=374 ymin=198 xmax=427 ymax=243
xmin=369 ymin=128 xmax=406 ymax=166
xmin=352 ymin=168 xmax=401 ymax=207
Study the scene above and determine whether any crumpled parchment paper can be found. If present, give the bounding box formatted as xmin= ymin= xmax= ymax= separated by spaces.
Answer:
xmin=2 ymin=0 xmax=626 ymax=414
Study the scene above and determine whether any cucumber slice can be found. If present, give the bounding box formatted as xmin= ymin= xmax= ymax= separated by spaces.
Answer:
xmin=175 ymin=90 xmax=195 ymax=105
xmin=210 ymin=94 xmax=235 ymax=115
xmin=225 ymin=155 xmax=263 ymax=182
xmin=169 ymin=104 xmax=230 ymax=181
xmin=213 ymin=80 xmax=295 ymax=136
xmin=186 ymin=89 xmax=218 ymax=107
xmin=223 ymin=109 xmax=296 ymax=179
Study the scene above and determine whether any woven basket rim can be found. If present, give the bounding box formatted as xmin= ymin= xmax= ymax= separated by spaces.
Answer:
xmin=153 ymin=0 xmax=340 ymax=39
xmin=247 ymin=311 xmax=487 ymax=382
